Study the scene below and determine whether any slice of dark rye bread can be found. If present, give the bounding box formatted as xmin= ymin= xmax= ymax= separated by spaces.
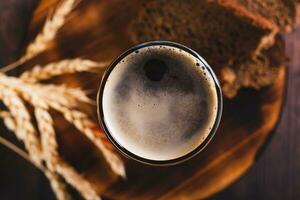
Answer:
xmin=130 ymin=0 xmax=278 ymax=71
xmin=220 ymin=35 xmax=286 ymax=98
xmin=129 ymin=0 xmax=279 ymax=98
xmin=234 ymin=0 xmax=299 ymax=32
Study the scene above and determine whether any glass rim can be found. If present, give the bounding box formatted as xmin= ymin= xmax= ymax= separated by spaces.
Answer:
xmin=97 ymin=41 xmax=223 ymax=166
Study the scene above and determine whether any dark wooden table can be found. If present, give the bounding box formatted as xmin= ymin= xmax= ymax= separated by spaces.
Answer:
xmin=0 ymin=1 xmax=299 ymax=200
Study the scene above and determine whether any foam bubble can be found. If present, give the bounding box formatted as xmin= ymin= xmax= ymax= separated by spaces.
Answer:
xmin=102 ymin=45 xmax=218 ymax=161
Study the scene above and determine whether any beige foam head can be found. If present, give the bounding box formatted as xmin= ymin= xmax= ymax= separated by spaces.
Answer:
xmin=101 ymin=43 xmax=220 ymax=162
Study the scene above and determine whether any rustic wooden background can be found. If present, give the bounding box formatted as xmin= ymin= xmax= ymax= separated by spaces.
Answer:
xmin=0 ymin=1 xmax=299 ymax=200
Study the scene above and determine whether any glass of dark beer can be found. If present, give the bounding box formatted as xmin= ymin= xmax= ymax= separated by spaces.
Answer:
xmin=97 ymin=41 xmax=222 ymax=166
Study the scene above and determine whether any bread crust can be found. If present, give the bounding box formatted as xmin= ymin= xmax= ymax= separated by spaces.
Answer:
xmin=130 ymin=0 xmax=284 ymax=98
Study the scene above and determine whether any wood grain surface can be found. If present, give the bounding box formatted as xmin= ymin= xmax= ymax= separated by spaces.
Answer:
xmin=0 ymin=0 xmax=298 ymax=200
xmin=210 ymin=25 xmax=300 ymax=200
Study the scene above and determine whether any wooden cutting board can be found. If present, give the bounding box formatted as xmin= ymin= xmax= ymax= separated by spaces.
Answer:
xmin=22 ymin=0 xmax=287 ymax=199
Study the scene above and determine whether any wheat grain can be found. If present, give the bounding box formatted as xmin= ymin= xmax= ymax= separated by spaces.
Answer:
xmin=23 ymin=94 xmax=59 ymax=174
xmin=42 ymin=84 xmax=94 ymax=105
xmin=0 ymin=111 xmax=16 ymax=131
xmin=0 ymin=85 xmax=43 ymax=166
xmin=55 ymin=158 xmax=101 ymax=200
xmin=21 ymin=59 xmax=108 ymax=83
xmin=22 ymin=0 xmax=77 ymax=61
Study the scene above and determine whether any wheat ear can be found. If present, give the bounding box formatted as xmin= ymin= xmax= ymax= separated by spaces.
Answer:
xmin=0 ymin=109 xmax=71 ymax=200
xmin=21 ymin=0 xmax=77 ymax=61
xmin=20 ymin=99 xmax=95 ymax=200
xmin=43 ymin=84 xmax=94 ymax=105
xmin=13 ymin=81 xmax=60 ymax=172
xmin=34 ymin=108 xmax=71 ymax=200
xmin=21 ymin=59 xmax=108 ymax=83
xmin=0 ymin=74 xmax=98 ymax=199
xmin=37 ymin=109 xmax=101 ymax=200
xmin=33 ymin=102 xmax=74 ymax=200
xmin=35 ymin=107 xmax=59 ymax=171
xmin=0 ymin=85 xmax=43 ymax=166
xmin=1 ymin=72 xmax=93 ymax=107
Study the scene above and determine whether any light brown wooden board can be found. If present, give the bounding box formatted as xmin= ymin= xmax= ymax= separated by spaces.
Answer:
xmin=23 ymin=0 xmax=286 ymax=199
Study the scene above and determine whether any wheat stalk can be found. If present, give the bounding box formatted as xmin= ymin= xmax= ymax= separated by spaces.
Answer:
xmin=21 ymin=59 xmax=108 ymax=83
xmin=0 ymin=136 xmax=35 ymax=167
xmin=0 ymin=85 xmax=43 ymax=166
xmin=45 ymin=171 xmax=72 ymax=200
xmin=21 ymin=0 xmax=77 ymax=62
